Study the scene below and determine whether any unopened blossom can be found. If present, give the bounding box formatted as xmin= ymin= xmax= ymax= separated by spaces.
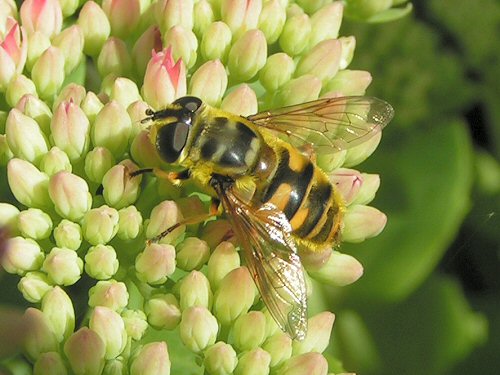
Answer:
xmin=0 ymin=19 xmax=27 ymax=90
xmin=129 ymin=342 xmax=171 ymax=375
xmin=102 ymin=0 xmax=140 ymax=39
xmin=64 ymin=328 xmax=106 ymax=375
xmin=20 ymin=0 xmax=62 ymax=38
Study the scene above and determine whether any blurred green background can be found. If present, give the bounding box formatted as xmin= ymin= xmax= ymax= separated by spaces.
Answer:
xmin=317 ymin=0 xmax=500 ymax=374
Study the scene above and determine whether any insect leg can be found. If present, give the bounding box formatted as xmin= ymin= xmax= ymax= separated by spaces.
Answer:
xmin=130 ymin=168 xmax=190 ymax=184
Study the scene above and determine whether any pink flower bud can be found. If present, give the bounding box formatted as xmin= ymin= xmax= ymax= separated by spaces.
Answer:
xmin=15 ymin=94 xmax=52 ymax=136
xmin=23 ymin=307 xmax=58 ymax=361
xmin=31 ymin=46 xmax=65 ymax=100
xmin=295 ymin=39 xmax=342 ymax=84
xmin=188 ymin=60 xmax=227 ymax=106
xmin=163 ymin=26 xmax=198 ymax=69
xmin=309 ymin=2 xmax=344 ymax=46
xmin=6 ymin=74 xmax=37 ymax=107
xmin=42 ymin=247 xmax=83 ymax=286
xmin=155 ymin=0 xmax=194 ymax=33
xmin=146 ymin=200 xmax=185 ymax=244
xmin=342 ymin=205 xmax=387 ymax=243
xmin=89 ymin=280 xmax=129 ymax=311
xmin=77 ymin=1 xmax=111 ymax=57
xmin=292 ymin=312 xmax=334 ymax=354
xmin=132 ymin=26 xmax=163 ymax=79
xmin=135 ymin=243 xmax=176 ymax=285
xmin=0 ymin=19 xmax=27 ymax=90
xmin=277 ymin=352 xmax=328 ymax=375
xmin=89 ymin=306 xmax=127 ymax=359
xmin=330 ymin=168 xmax=363 ymax=205
xmin=102 ymin=0 xmax=141 ymax=39
xmin=130 ymin=342 xmax=171 ymax=375
xmin=64 ymin=328 xmax=105 ymax=375
xmin=20 ymin=0 xmax=62 ymax=38
xmin=221 ymin=0 xmax=262 ymax=37
xmin=102 ymin=159 xmax=142 ymax=209
xmin=308 ymin=250 xmax=364 ymax=286
xmin=97 ymin=37 xmax=132 ymax=78
xmin=228 ymin=29 xmax=267 ymax=83
xmin=48 ymin=171 xmax=92 ymax=221
xmin=221 ymin=84 xmax=258 ymax=116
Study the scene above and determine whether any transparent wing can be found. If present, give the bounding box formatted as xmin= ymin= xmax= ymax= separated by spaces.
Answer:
xmin=212 ymin=179 xmax=308 ymax=340
xmin=248 ymin=96 xmax=394 ymax=154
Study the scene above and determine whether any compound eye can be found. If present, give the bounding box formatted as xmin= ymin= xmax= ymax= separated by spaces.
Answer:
xmin=173 ymin=96 xmax=202 ymax=113
xmin=156 ymin=122 xmax=190 ymax=163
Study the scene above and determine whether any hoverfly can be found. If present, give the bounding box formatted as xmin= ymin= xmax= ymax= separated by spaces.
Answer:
xmin=139 ymin=95 xmax=394 ymax=340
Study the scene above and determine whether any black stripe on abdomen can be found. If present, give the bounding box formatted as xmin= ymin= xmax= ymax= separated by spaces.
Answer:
xmin=294 ymin=180 xmax=332 ymax=238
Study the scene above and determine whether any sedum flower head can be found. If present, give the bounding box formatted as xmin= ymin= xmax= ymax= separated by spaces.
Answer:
xmin=0 ymin=1 xmax=396 ymax=374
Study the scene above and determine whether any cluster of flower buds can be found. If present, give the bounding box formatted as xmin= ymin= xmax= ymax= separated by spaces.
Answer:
xmin=0 ymin=0 xmax=399 ymax=374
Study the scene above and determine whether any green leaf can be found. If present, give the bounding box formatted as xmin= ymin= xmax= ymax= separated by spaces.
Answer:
xmin=366 ymin=3 xmax=413 ymax=23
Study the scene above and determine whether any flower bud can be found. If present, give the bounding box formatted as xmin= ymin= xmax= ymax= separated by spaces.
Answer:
xmin=145 ymin=293 xmax=181 ymax=330
xmin=338 ymin=36 xmax=356 ymax=69
xmin=262 ymin=332 xmax=293 ymax=367
xmin=0 ymin=134 xmax=14 ymax=165
xmin=82 ymin=206 xmax=119 ymax=245
xmin=102 ymin=160 xmax=142 ymax=209
xmin=52 ymin=25 xmax=84 ymax=74
xmin=110 ymin=77 xmax=141 ymax=110
xmin=132 ymin=26 xmax=162 ymax=79
xmin=6 ymin=75 xmax=37 ymax=107
xmin=84 ymin=146 xmax=116 ymax=184
xmin=103 ymin=358 xmax=126 ymax=375
xmin=189 ymin=60 xmax=227 ymax=106
xmin=142 ymin=47 xmax=187 ymax=110
xmin=41 ymin=286 xmax=75 ymax=342
xmin=23 ymin=307 xmax=58 ymax=361
xmin=18 ymin=208 xmax=52 ymax=240
xmin=102 ymin=0 xmax=141 ymax=39
xmin=316 ymin=150 xmax=346 ymax=174
xmin=135 ymin=243 xmax=176 ymax=284
xmin=345 ymin=130 xmax=382 ymax=168
xmin=193 ymin=0 xmax=214 ymax=37
xmin=213 ymin=267 xmax=256 ymax=326
xmin=155 ymin=0 xmax=194 ymax=33
xmin=323 ymin=69 xmax=372 ymax=96
xmin=0 ymin=20 xmax=27 ymax=90
xmin=117 ymin=205 xmax=143 ymax=240
xmin=277 ymin=352 xmax=328 ymax=375
xmin=33 ymin=351 xmax=67 ymax=375
xmin=234 ymin=348 xmax=271 ymax=375
xmin=0 ymin=202 xmax=19 ymax=230
xmin=97 ymin=37 xmax=132 ymax=78
xmin=146 ymin=200 xmax=185 ymax=244
xmin=40 ymin=146 xmax=72 ymax=175
xmin=295 ymin=39 xmax=342 ymax=84
xmin=176 ymin=237 xmax=210 ymax=271
xmin=7 ymin=158 xmax=51 ymax=210
xmin=200 ymin=21 xmax=232 ymax=62
xmin=207 ymin=241 xmax=240 ymax=290
xmin=81 ymin=91 xmax=104 ymax=123
xmin=26 ymin=31 xmax=50 ymax=72
xmin=179 ymin=270 xmax=213 ymax=310
xmin=1 ymin=236 xmax=44 ymax=275
xmin=85 ymin=244 xmax=119 ymax=280
xmin=91 ymin=100 xmax=132 ymax=158
xmin=64 ymin=327 xmax=106 ymax=375
xmin=309 ymin=2 xmax=343 ymax=47
xmin=275 ymin=75 xmax=322 ymax=107
xmin=130 ymin=342 xmax=171 ymax=375
xmin=330 ymin=168 xmax=363 ymax=205
xmin=31 ymin=46 xmax=65 ymax=100
xmin=77 ymin=1 xmax=111 ymax=57
xmin=163 ymin=26 xmax=198 ymax=70
xmin=20 ymin=0 xmax=62 ymax=38
xmin=15 ymin=94 xmax=52 ymax=136
xmin=221 ymin=84 xmax=258 ymax=116
xmin=49 ymin=171 xmax=92 ymax=221
xmin=259 ymin=53 xmax=295 ymax=92
xmin=221 ymin=0 xmax=262 ymax=37
xmin=53 ymin=219 xmax=82 ymax=251
xmin=89 ymin=280 xmax=129 ymax=311
xmin=342 ymin=205 xmax=387 ymax=243
xmin=122 ymin=310 xmax=148 ymax=341
xmin=179 ymin=306 xmax=218 ymax=353
xmin=89 ymin=306 xmax=127 ymax=360
xmin=18 ymin=271 xmax=53 ymax=303
xmin=279 ymin=13 xmax=311 ymax=56
xmin=308 ymin=250 xmax=363 ymax=286
xmin=292 ymin=312 xmax=334 ymax=355
xmin=42 ymin=247 xmax=83 ymax=286
xmin=203 ymin=342 xmax=238 ymax=375
xmin=258 ymin=0 xmax=286 ymax=44
xmin=230 ymin=311 xmax=267 ymax=351
xmin=228 ymin=29 xmax=267 ymax=83
xmin=6 ymin=108 xmax=49 ymax=165
xmin=351 ymin=173 xmax=380 ymax=205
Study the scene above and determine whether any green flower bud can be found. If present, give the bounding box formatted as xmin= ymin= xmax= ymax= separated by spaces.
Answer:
xmin=189 ymin=60 xmax=227 ymax=107
xmin=203 ymin=341 xmax=238 ymax=375
xmin=31 ymin=46 xmax=65 ymax=100
xmin=214 ymin=267 xmax=256 ymax=326
xmin=59 ymin=0 xmax=78 ymax=17
xmin=179 ymin=270 xmax=213 ymax=310
xmin=180 ymin=306 xmax=218 ymax=353
xmin=201 ymin=21 xmax=232 ymax=62
xmin=296 ymin=0 xmax=331 ymax=13
xmin=279 ymin=13 xmax=311 ymax=56
xmin=323 ymin=69 xmax=372 ymax=96
xmin=230 ymin=311 xmax=267 ymax=351
xmin=352 ymin=173 xmax=380 ymax=205
xmin=276 ymin=352 xmax=328 ymax=375
xmin=258 ymin=0 xmax=286 ymax=44
xmin=18 ymin=208 xmax=52 ymax=240
xmin=6 ymin=74 xmax=37 ymax=107
xmin=50 ymin=100 xmax=90 ymax=162
xmin=309 ymin=2 xmax=343 ymax=47
xmin=102 ymin=160 xmax=142 ymax=209
xmin=135 ymin=243 xmax=176 ymax=284
xmin=295 ymin=39 xmax=342 ymax=84
xmin=33 ymin=351 xmax=68 ymax=375
xmin=221 ymin=0 xmax=262 ymax=37
xmin=259 ymin=53 xmax=295 ymax=92
xmin=89 ymin=306 xmax=127 ymax=360
xmin=84 ymin=146 xmax=116 ymax=184
xmin=6 ymin=108 xmax=49 ymax=166
xmin=262 ymin=332 xmax=292 ymax=367
xmin=97 ymin=37 xmax=132 ymax=78
xmin=132 ymin=26 xmax=162 ymax=79
xmin=64 ymin=327 xmax=106 ymax=375
xmin=109 ymin=77 xmax=141 ymax=110
xmin=228 ymin=29 xmax=267 ymax=83
xmin=0 ymin=202 xmax=19 ymax=231
xmin=7 ymin=158 xmax=51 ymax=210
xmin=221 ymin=84 xmax=258 ymax=116
xmin=41 ymin=286 xmax=75 ymax=342
xmin=207 ymin=241 xmax=240 ymax=290
xmin=344 ymin=0 xmax=394 ymax=20
xmin=176 ymin=237 xmax=210 ymax=271
xmin=0 ymin=134 xmax=14 ymax=165
xmin=146 ymin=200 xmax=185 ymax=244
xmin=262 ymin=308 xmax=280 ymax=338
xmin=128 ymin=100 xmax=150 ymax=138
xmin=53 ymin=83 xmax=86 ymax=111
xmin=15 ymin=94 xmax=52 ymax=136
xmin=78 ymin=1 xmax=111 ymax=57
xmin=338 ymin=36 xmax=356 ymax=69
xmin=53 ymin=219 xmax=82 ymax=251
xmin=52 ymin=25 xmax=84 ymax=74
xmin=2 ymin=236 xmax=44 ymax=275
xmin=145 ymin=293 xmax=181 ymax=330
xmin=292 ymin=312 xmax=334 ymax=356
xmin=163 ymin=26 xmax=198 ymax=69
xmin=81 ymin=91 xmax=104 ymax=124
xmin=130 ymin=342 xmax=171 ymax=375
xmin=102 ymin=0 xmax=141 ymax=39
xmin=315 ymin=149 xmax=346 ymax=174
xmin=20 ymin=0 xmax=62 ymax=38
xmin=342 ymin=205 xmax=387 ymax=243
xmin=234 ymin=348 xmax=271 ymax=375
xmin=89 ymin=280 xmax=129 ymax=311
xmin=122 ymin=309 xmax=148 ymax=341
xmin=155 ymin=0 xmax=194 ymax=33
xmin=42 ymin=247 xmax=83 ymax=286
xmin=275 ymin=75 xmax=322 ymax=107
xmin=117 ymin=205 xmax=143 ymax=240
xmin=102 ymin=358 xmax=126 ymax=375
xmin=40 ymin=146 xmax=72 ymax=175
xmin=48 ymin=171 xmax=92 ymax=221
xmin=91 ymin=100 xmax=132 ymax=159
xmin=26 ymin=31 xmax=51 ymax=72
xmin=193 ymin=0 xmax=215 ymax=37
xmin=18 ymin=271 xmax=53 ymax=303
xmin=23 ymin=307 xmax=58 ymax=362
xmin=85 ymin=244 xmax=119 ymax=279
xmin=82 ymin=205 xmax=119 ymax=245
